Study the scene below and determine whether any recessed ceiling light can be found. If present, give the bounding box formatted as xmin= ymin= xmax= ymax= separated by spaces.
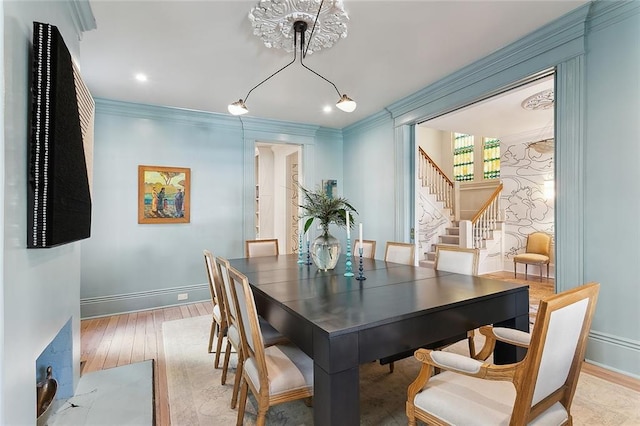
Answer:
xmin=135 ymin=73 xmax=148 ymax=82
xmin=323 ymin=106 xmax=332 ymax=113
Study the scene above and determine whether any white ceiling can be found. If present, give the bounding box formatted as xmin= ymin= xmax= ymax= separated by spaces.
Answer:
xmin=79 ymin=0 xmax=586 ymax=130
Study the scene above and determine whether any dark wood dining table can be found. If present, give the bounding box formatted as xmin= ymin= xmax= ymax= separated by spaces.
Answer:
xmin=228 ymin=254 xmax=529 ymax=426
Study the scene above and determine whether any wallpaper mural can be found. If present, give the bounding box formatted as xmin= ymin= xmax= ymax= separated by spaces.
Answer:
xmin=500 ymin=130 xmax=555 ymax=271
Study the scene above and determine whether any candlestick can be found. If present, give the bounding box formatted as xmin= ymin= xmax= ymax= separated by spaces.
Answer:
xmin=344 ymin=236 xmax=354 ymax=277
xmin=305 ymin=240 xmax=312 ymax=265
xmin=356 ymin=247 xmax=366 ymax=280
xmin=297 ymin=232 xmax=304 ymax=264
xmin=346 ymin=211 xmax=350 ymax=239
xmin=359 ymin=223 xmax=363 ymax=251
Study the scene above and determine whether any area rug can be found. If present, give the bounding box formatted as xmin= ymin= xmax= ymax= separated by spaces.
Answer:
xmin=164 ymin=316 xmax=640 ymax=425
xmin=49 ymin=360 xmax=154 ymax=425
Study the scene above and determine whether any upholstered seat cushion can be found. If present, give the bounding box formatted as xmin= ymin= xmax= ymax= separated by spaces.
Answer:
xmin=513 ymin=253 xmax=549 ymax=263
xmin=259 ymin=317 xmax=287 ymax=346
xmin=244 ymin=343 xmax=314 ymax=396
xmin=213 ymin=304 xmax=222 ymax=323
xmin=227 ymin=324 xmax=240 ymax=347
xmin=413 ymin=371 xmax=568 ymax=425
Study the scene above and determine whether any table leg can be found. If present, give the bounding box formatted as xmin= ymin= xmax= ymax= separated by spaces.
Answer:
xmin=494 ymin=288 xmax=530 ymax=364
xmin=313 ymin=363 xmax=359 ymax=426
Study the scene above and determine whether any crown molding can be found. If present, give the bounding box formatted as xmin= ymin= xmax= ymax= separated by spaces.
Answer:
xmin=68 ymin=0 xmax=96 ymax=37
xmin=342 ymin=110 xmax=392 ymax=137
xmin=588 ymin=0 xmax=640 ymax=33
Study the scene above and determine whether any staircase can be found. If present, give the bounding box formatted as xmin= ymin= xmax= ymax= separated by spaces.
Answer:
xmin=416 ymin=147 xmax=504 ymax=272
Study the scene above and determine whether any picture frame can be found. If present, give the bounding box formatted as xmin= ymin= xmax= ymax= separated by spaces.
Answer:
xmin=138 ymin=165 xmax=190 ymax=224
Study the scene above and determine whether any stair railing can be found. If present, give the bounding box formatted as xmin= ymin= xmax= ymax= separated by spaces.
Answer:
xmin=418 ymin=147 xmax=454 ymax=211
xmin=469 ymin=183 xmax=503 ymax=249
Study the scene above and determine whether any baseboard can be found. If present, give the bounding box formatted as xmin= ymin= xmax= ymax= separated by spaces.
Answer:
xmin=80 ymin=283 xmax=210 ymax=318
xmin=586 ymin=330 xmax=640 ymax=379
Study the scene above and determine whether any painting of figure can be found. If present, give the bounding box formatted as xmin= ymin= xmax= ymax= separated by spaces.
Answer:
xmin=138 ymin=165 xmax=190 ymax=224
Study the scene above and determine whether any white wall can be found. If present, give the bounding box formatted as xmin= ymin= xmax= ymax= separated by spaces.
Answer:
xmin=2 ymin=1 xmax=94 ymax=423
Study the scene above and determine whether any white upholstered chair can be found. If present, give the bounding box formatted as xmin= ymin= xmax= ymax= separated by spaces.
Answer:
xmin=384 ymin=241 xmax=415 ymax=265
xmin=203 ymin=249 xmax=227 ymax=368
xmin=245 ymin=239 xmax=279 ymax=258
xmin=513 ymin=232 xmax=552 ymax=281
xmin=229 ymin=266 xmax=314 ymax=426
xmin=406 ymin=282 xmax=600 ymax=426
xmin=434 ymin=245 xmax=479 ymax=276
xmin=433 ymin=245 xmax=480 ymax=357
xmin=353 ymin=239 xmax=376 ymax=259
xmin=216 ymin=256 xmax=287 ymax=408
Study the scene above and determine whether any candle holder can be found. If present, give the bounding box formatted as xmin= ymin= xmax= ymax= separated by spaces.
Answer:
xmin=305 ymin=240 xmax=313 ymax=265
xmin=344 ymin=237 xmax=354 ymax=277
xmin=355 ymin=247 xmax=366 ymax=280
xmin=297 ymin=234 xmax=304 ymax=264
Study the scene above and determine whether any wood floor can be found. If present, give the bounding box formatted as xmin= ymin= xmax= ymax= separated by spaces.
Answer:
xmin=80 ymin=274 xmax=639 ymax=425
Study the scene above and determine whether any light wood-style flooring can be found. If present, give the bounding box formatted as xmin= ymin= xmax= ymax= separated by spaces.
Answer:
xmin=80 ymin=274 xmax=639 ymax=425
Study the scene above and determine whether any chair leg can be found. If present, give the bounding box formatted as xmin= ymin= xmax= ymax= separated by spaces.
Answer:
xmin=221 ymin=341 xmax=231 ymax=385
xmin=547 ymin=263 xmax=550 ymax=280
xmin=231 ymin=350 xmax=244 ymax=409
xmin=214 ymin=324 xmax=225 ymax=369
xmin=524 ymin=264 xmax=528 ymax=279
xmin=514 ymin=260 xmax=517 ymax=278
xmin=389 ymin=362 xmax=394 ymax=373
xmin=208 ymin=321 xmax=216 ymax=353
xmin=539 ymin=264 xmax=543 ymax=282
xmin=236 ymin=379 xmax=249 ymax=426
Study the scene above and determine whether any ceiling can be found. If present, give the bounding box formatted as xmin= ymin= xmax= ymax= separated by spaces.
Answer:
xmin=79 ymin=0 xmax=587 ymax=130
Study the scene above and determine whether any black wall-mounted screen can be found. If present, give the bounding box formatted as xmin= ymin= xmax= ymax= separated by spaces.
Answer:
xmin=28 ymin=22 xmax=92 ymax=248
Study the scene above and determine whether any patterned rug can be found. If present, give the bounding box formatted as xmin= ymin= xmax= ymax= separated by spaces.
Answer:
xmin=164 ymin=315 xmax=640 ymax=425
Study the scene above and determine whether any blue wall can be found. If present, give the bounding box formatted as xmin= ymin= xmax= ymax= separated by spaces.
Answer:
xmin=1 ymin=1 xmax=95 ymax=423
xmin=80 ymin=101 xmax=343 ymax=317
xmin=342 ymin=2 xmax=639 ymax=377
xmin=68 ymin=0 xmax=640 ymax=379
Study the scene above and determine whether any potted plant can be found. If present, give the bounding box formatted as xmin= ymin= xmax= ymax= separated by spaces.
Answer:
xmin=299 ymin=185 xmax=357 ymax=271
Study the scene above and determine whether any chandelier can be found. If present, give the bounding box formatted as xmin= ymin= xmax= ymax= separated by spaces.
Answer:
xmin=228 ymin=0 xmax=356 ymax=116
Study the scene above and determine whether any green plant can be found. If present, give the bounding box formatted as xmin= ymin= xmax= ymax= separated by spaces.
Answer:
xmin=299 ymin=185 xmax=356 ymax=235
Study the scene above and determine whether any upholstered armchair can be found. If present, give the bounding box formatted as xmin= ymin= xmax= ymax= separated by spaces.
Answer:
xmin=406 ymin=282 xmax=599 ymax=426
xmin=513 ymin=232 xmax=552 ymax=281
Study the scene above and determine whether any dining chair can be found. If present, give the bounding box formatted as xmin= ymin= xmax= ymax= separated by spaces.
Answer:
xmin=406 ymin=282 xmax=600 ymax=426
xmin=513 ymin=231 xmax=552 ymax=281
xmin=202 ymin=249 xmax=228 ymax=369
xmin=353 ymin=239 xmax=376 ymax=259
xmin=215 ymin=256 xmax=288 ymax=409
xmin=245 ymin=238 xmax=279 ymax=257
xmin=433 ymin=245 xmax=480 ymax=357
xmin=384 ymin=241 xmax=415 ymax=265
xmin=229 ymin=266 xmax=314 ymax=426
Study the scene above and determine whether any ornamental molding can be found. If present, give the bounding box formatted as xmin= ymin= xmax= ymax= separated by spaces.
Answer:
xmin=249 ymin=0 xmax=349 ymax=54
xmin=521 ymin=89 xmax=555 ymax=110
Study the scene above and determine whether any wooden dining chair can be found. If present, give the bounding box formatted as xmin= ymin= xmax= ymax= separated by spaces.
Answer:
xmin=229 ymin=266 xmax=314 ymax=426
xmin=245 ymin=238 xmax=279 ymax=257
xmin=433 ymin=245 xmax=480 ymax=357
xmin=384 ymin=241 xmax=415 ymax=265
xmin=216 ymin=256 xmax=288 ymax=408
xmin=407 ymin=282 xmax=600 ymax=426
xmin=202 ymin=249 xmax=228 ymax=369
xmin=353 ymin=239 xmax=376 ymax=259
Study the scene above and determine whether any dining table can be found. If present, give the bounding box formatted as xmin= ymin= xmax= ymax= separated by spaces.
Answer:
xmin=228 ymin=253 xmax=529 ymax=426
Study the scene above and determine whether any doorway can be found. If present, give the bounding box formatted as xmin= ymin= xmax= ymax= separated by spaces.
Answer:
xmin=414 ymin=74 xmax=555 ymax=276
xmin=254 ymin=142 xmax=302 ymax=254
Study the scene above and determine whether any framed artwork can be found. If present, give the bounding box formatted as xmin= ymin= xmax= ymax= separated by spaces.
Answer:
xmin=322 ymin=179 xmax=337 ymax=199
xmin=138 ymin=165 xmax=190 ymax=224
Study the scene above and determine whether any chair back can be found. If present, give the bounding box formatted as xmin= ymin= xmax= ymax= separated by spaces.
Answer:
xmin=245 ymin=239 xmax=279 ymax=257
xmin=526 ymin=232 xmax=552 ymax=256
xmin=514 ymin=282 xmax=599 ymax=421
xmin=353 ymin=239 xmax=376 ymax=259
xmin=227 ymin=266 xmax=267 ymax=386
xmin=203 ymin=250 xmax=225 ymax=314
xmin=216 ymin=257 xmax=240 ymax=337
xmin=434 ymin=246 xmax=479 ymax=275
xmin=384 ymin=241 xmax=415 ymax=265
